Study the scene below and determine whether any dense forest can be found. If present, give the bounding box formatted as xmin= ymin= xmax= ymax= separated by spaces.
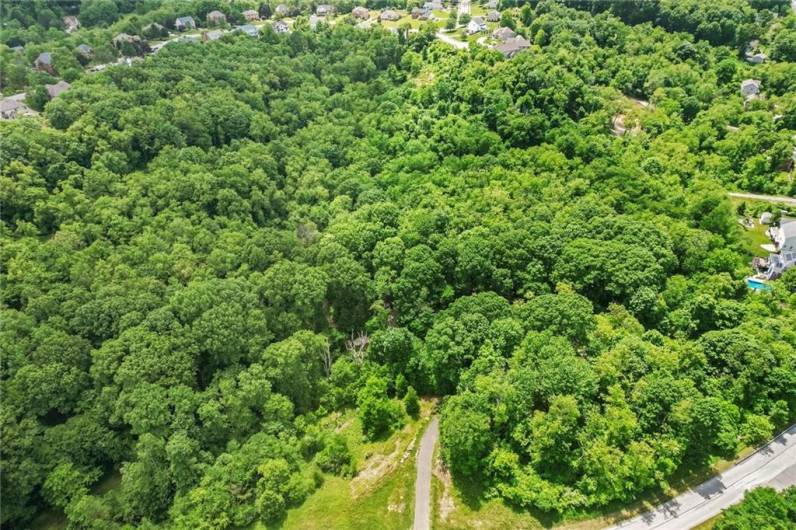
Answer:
xmin=2 ymin=0 xmax=796 ymax=529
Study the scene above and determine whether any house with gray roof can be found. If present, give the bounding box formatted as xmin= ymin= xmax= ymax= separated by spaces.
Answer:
xmin=236 ymin=24 xmax=259 ymax=37
xmin=76 ymin=43 xmax=93 ymax=58
xmin=380 ymin=9 xmax=401 ymax=21
xmin=316 ymin=4 xmax=335 ymax=16
xmin=203 ymin=29 xmax=224 ymax=41
xmin=275 ymin=4 xmax=289 ymax=16
xmin=175 ymin=15 xmax=196 ymax=31
xmin=0 ymin=96 xmax=34 ymax=119
xmin=741 ymin=79 xmax=761 ymax=99
xmin=494 ymin=36 xmax=530 ymax=58
xmin=492 ymin=26 xmax=515 ymax=41
xmin=486 ymin=10 xmax=500 ymax=21
xmin=34 ymin=52 xmax=55 ymax=74
xmin=45 ymin=80 xmax=70 ymax=98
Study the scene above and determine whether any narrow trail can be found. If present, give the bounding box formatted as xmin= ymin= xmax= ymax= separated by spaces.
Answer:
xmin=413 ymin=416 xmax=439 ymax=530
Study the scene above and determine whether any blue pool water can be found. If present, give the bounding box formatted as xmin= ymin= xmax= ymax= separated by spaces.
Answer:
xmin=746 ymin=278 xmax=772 ymax=291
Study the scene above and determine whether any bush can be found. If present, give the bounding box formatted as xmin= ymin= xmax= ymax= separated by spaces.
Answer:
xmin=357 ymin=376 xmax=404 ymax=440
xmin=404 ymin=386 xmax=420 ymax=418
xmin=316 ymin=434 xmax=355 ymax=477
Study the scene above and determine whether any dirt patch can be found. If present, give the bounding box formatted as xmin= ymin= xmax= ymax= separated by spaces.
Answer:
xmin=350 ymin=437 xmax=402 ymax=498
xmin=433 ymin=454 xmax=455 ymax=521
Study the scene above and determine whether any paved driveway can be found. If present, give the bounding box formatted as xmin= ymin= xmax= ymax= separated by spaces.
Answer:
xmin=413 ymin=416 xmax=439 ymax=530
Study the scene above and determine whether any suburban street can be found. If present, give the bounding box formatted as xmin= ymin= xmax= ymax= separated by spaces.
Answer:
xmin=607 ymin=424 xmax=796 ymax=530
xmin=728 ymin=192 xmax=796 ymax=206
xmin=413 ymin=416 xmax=439 ymax=530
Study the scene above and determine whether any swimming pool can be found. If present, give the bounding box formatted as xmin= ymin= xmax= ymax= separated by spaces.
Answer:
xmin=746 ymin=277 xmax=772 ymax=291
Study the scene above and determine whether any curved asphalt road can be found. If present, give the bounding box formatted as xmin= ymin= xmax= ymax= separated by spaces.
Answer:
xmin=607 ymin=424 xmax=796 ymax=530
xmin=414 ymin=416 xmax=440 ymax=530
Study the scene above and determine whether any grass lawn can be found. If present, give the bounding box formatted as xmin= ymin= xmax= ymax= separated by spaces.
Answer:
xmin=380 ymin=15 xmax=424 ymax=29
xmin=729 ymin=198 xmax=772 ymax=258
xmin=470 ymin=4 xmax=487 ymax=16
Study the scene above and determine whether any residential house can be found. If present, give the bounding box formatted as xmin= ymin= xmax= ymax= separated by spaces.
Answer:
xmin=380 ymin=9 xmax=401 ymax=21
xmin=0 ymin=97 xmax=34 ymax=119
xmin=45 ymin=80 xmax=70 ymax=98
xmin=175 ymin=16 xmax=196 ymax=31
xmin=273 ymin=20 xmax=290 ymax=33
xmin=494 ymin=36 xmax=530 ymax=57
xmin=76 ymin=43 xmax=93 ymax=59
xmin=242 ymin=9 xmax=260 ymax=21
xmin=203 ymin=29 xmax=224 ymax=41
xmin=492 ymin=26 xmax=515 ymax=41
xmin=754 ymin=218 xmax=796 ymax=279
xmin=309 ymin=14 xmax=320 ymax=29
xmin=741 ymin=79 xmax=761 ymax=99
xmin=485 ymin=0 xmax=498 ymax=8
xmin=62 ymin=15 xmax=80 ymax=33
xmin=746 ymin=52 xmax=767 ymax=64
xmin=424 ymin=1 xmax=444 ymax=10
xmin=411 ymin=7 xmax=429 ymax=19
xmin=236 ymin=24 xmax=259 ymax=37
xmin=275 ymin=4 xmax=290 ymax=16
xmin=352 ymin=6 xmax=370 ymax=19
xmin=207 ymin=10 xmax=227 ymax=25
xmin=467 ymin=16 xmax=486 ymax=34
xmin=316 ymin=4 xmax=335 ymax=16
xmin=34 ymin=52 xmax=55 ymax=75
xmin=486 ymin=10 xmax=500 ymax=21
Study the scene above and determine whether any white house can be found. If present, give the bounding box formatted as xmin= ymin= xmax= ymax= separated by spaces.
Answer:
xmin=754 ymin=218 xmax=796 ymax=279
xmin=746 ymin=52 xmax=767 ymax=64
xmin=467 ymin=16 xmax=486 ymax=34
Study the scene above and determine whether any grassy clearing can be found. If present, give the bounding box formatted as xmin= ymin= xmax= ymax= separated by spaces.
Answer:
xmin=250 ymin=398 xmax=435 ymax=530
